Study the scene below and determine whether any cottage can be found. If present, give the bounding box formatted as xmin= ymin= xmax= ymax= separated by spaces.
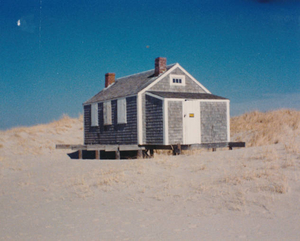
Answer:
xmin=81 ymin=57 xmax=231 ymax=158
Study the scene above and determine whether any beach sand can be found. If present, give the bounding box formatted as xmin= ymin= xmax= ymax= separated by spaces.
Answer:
xmin=1 ymin=110 xmax=300 ymax=240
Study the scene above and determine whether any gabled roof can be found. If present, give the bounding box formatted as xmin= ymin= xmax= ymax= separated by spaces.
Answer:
xmin=147 ymin=91 xmax=228 ymax=100
xmin=84 ymin=64 xmax=176 ymax=104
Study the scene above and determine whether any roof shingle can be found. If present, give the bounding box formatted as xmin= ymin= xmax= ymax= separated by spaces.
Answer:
xmin=84 ymin=64 xmax=176 ymax=104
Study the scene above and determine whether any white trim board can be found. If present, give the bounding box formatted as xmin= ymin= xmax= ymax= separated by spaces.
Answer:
xmin=137 ymin=93 xmax=143 ymax=145
xmin=163 ymin=99 xmax=169 ymax=145
xmin=227 ymin=101 xmax=230 ymax=142
xmin=199 ymin=99 xmax=229 ymax=103
xmin=145 ymin=92 xmax=165 ymax=101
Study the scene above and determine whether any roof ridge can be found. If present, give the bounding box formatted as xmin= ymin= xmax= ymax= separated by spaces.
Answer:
xmin=116 ymin=63 xmax=177 ymax=81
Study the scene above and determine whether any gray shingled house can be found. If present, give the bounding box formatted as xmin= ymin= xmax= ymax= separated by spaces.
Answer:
xmin=83 ymin=57 xmax=230 ymax=156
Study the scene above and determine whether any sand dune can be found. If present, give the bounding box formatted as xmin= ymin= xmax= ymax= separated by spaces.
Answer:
xmin=0 ymin=114 xmax=83 ymax=156
xmin=0 ymin=109 xmax=300 ymax=240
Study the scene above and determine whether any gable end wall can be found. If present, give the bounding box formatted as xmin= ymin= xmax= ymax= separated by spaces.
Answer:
xmin=148 ymin=67 xmax=206 ymax=93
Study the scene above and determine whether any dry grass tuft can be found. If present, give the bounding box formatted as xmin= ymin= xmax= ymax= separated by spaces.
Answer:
xmin=284 ymin=141 xmax=300 ymax=155
xmin=261 ymin=147 xmax=279 ymax=162
xmin=191 ymin=164 xmax=206 ymax=172
xmin=281 ymin=155 xmax=295 ymax=169
xmin=65 ymin=168 xmax=126 ymax=198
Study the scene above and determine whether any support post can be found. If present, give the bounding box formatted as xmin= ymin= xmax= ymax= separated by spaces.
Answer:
xmin=172 ymin=144 xmax=181 ymax=155
xmin=137 ymin=150 xmax=143 ymax=159
xmin=177 ymin=144 xmax=181 ymax=155
xmin=78 ymin=150 xmax=82 ymax=159
xmin=150 ymin=149 xmax=154 ymax=158
xmin=115 ymin=149 xmax=120 ymax=160
xmin=95 ymin=150 xmax=100 ymax=159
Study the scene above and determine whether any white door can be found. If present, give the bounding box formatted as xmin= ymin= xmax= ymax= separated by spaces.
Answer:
xmin=183 ymin=100 xmax=201 ymax=144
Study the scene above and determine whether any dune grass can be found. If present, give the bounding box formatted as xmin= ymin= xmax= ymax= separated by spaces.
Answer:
xmin=0 ymin=114 xmax=83 ymax=155
xmin=231 ymin=109 xmax=300 ymax=147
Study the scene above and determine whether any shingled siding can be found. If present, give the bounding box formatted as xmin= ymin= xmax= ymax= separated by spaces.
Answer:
xmin=145 ymin=95 xmax=163 ymax=144
xmin=168 ymin=101 xmax=183 ymax=144
xmin=84 ymin=96 xmax=138 ymax=145
xmin=84 ymin=105 xmax=100 ymax=145
xmin=200 ymin=102 xmax=227 ymax=143
xmin=149 ymin=67 xmax=206 ymax=93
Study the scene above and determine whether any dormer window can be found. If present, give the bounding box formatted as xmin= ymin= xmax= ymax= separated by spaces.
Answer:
xmin=170 ymin=74 xmax=185 ymax=86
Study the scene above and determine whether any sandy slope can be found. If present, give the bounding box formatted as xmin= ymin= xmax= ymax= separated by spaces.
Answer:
xmin=1 ymin=110 xmax=300 ymax=240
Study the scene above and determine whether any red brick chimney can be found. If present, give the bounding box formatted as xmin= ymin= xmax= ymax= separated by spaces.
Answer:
xmin=105 ymin=73 xmax=115 ymax=88
xmin=155 ymin=57 xmax=167 ymax=76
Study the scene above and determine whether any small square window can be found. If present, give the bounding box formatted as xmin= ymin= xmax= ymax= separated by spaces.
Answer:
xmin=170 ymin=74 xmax=185 ymax=86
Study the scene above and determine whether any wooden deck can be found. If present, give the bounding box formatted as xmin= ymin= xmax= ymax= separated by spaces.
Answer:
xmin=56 ymin=142 xmax=245 ymax=159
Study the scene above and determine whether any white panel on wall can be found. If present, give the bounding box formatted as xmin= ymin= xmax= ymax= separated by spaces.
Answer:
xmin=103 ymin=101 xmax=112 ymax=125
xmin=91 ymin=103 xmax=98 ymax=126
xmin=117 ymin=98 xmax=127 ymax=124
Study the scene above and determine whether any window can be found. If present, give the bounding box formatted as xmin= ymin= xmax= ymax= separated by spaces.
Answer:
xmin=103 ymin=101 xmax=112 ymax=125
xmin=117 ymin=98 xmax=127 ymax=124
xmin=173 ymin=78 xmax=182 ymax=84
xmin=91 ymin=103 xmax=98 ymax=126
xmin=170 ymin=74 xmax=185 ymax=86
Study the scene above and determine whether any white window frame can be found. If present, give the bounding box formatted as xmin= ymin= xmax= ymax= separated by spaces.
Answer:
xmin=117 ymin=98 xmax=127 ymax=124
xmin=91 ymin=103 xmax=98 ymax=126
xmin=170 ymin=74 xmax=186 ymax=86
xmin=103 ymin=101 xmax=112 ymax=125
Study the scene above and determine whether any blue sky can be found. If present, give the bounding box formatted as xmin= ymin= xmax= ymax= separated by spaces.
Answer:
xmin=1 ymin=0 xmax=299 ymax=129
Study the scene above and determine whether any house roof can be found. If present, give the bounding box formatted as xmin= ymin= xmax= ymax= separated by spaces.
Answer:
xmin=84 ymin=64 xmax=176 ymax=104
xmin=148 ymin=91 xmax=228 ymax=100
